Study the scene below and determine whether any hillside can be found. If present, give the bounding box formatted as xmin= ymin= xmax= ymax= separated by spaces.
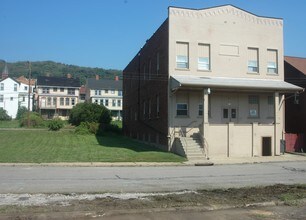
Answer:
xmin=0 ymin=60 xmax=122 ymax=84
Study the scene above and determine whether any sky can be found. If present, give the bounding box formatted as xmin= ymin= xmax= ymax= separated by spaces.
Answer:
xmin=1 ymin=0 xmax=306 ymax=70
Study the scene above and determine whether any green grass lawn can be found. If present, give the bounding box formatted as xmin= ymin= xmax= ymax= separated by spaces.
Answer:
xmin=0 ymin=120 xmax=20 ymax=128
xmin=0 ymin=130 xmax=185 ymax=163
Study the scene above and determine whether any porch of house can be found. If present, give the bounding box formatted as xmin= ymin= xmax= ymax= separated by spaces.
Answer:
xmin=168 ymin=75 xmax=301 ymax=160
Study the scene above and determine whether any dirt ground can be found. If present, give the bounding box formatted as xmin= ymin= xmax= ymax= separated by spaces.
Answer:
xmin=0 ymin=184 xmax=306 ymax=219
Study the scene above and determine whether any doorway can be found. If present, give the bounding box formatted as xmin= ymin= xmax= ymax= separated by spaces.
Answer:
xmin=262 ymin=137 xmax=272 ymax=156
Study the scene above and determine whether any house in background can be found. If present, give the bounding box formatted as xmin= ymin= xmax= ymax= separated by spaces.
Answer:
xmin=86 ymin=76 xmax=123 ymax=120
xmin=35 ymin=75 xmax=80 ymax=119
xmin=123 ymin=5 xmax=302 ymax=160
xmin=284 ymin=56 xmax=306 ymax=152
xmin=0 ymin=77 xmax=19 ymax=119
xmin=16 ymin=76 xmax=35 ymax=111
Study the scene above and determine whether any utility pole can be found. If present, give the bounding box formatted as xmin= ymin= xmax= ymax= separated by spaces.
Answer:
xmin=27 ymin=61 xmax=31 ymax=128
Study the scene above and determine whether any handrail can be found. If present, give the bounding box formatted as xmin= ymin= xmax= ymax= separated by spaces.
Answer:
xmin=179 ymin=120 xmax=198 ymax=137
xmin=178 ymin=127 xmax=188 ymax=156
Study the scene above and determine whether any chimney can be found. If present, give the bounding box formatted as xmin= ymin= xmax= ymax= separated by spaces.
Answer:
xmin=95 ymin=75 xmax=100 ymax=80
xmin=67 ymin=73 xmax=72 ymax=78
xmin=115 ymin=76 xmax=119 ymax=81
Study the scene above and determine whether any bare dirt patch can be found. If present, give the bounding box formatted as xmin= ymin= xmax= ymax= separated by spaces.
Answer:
xmin=0 ymin=184 xmax=306 ymax=219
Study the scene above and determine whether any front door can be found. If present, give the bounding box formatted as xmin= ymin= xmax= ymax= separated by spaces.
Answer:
xmin=222 ymin=107 xmax=237 ymax=123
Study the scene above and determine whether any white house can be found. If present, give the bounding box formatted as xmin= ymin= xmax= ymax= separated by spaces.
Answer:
xmin=0 ymin=77 xmax=19 ymax=119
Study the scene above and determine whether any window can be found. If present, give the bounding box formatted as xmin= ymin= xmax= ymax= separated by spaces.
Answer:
xmin=71 ymin=98 xmax=75 ymax=106
xmin=0 ymin=95 xmax=3 ymax=102
xmin=105 ymin=99 xmax=109 ymax=106
xmin=100 ymin=99 xmax=104 ymax=105
xmin=14 ymin=84 xmax=17 ymax=91
xmin=267 ymin=96 xmax=274 ymax=118
xmin=105 ymin=89 xmax=108 ymax=94
xmin=60 ymin=88 xmax=64 ymax=92
xmin=148 ymin=99 xmax=151 ymax=119
xmin=68 ymin=88 xmax=75 ymax=95
xmin=95 ymin=99 xmax=98 ymax=104
xmin=143 ymin=101 xmax=146 ymax=118
xmin=156 ymin=95 xmax=160 ymax=117
xmin=117 ymin=99 xmax=121 ymax=107
xmin=247 ymin=48 xmax=259 ymax=73
xmin=223 ymin=109 xmax=229 ymax=119
xmin=176 ymin=103 xmax=188 ymax=116
xmin=118 ymin=90 xmax=123 ymax=96
xmin=53 ymin=97 xmax=57 ymax=106
xmin=65 ymin=98 xmax=70 ymax=106
xmin=60 ymin=98 xmax=64 ymax=106
xmin=42 ymin=87 xmax=50 ymax=94
xmin=156 ymin=52 xmax=160 ymax=75
xmin=249 ymin=95 xmax=259 ymax=118
xmin=176 ymin=42 xmax=189 ymax=69
xmin=53 ymin=87 xmax=57 ymax=92
xmin=267 ymin=49 xmax=278 ymax=74
xmin=24 ymin=86 xmax=28 ymax=91
xmin=10 ymin=97 xmax=13 ymax=101
xmin=199 ymin=104 xmax=203 ymax=116
xmin=47 ymin=97 xmax=51 ymax=105
xmin=0 ymin=83 xmax=3 ymax=91
xmin=22 ymin=96 xmax=25 ymax=102
xmin=112 ymin=99 xmax=116 ymax=107
xmin=198 ymin=44 xmax=210 ymax=70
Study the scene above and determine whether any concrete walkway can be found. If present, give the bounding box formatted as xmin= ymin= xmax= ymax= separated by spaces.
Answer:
xmin=0 ymin=153 xmax=305 ymax=167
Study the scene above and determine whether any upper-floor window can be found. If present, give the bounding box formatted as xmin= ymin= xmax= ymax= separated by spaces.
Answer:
xmin=65 ymin=98 xmax=70 ymax=106
xmin=0 ymin=83 xmax=3 ymax=91
xmin=117 ymin=99 xmax=121 ymax=107
xmin=60 ymin=98 xmax=64 ymax=106
xmin=176 ymin=42 xmax=189 ymax=69
xmin=14 ymin=84 xmax=17 ymax=91
xmin=53 ymin=87 xmax=57 ymax=92
xmin=0 ymin=95 xmax=3 ymax=102
xmin=247 ymin=48 xmax=259 ymax=73
xmin=156 ymin=52 xmax=160 ymax=75
xmin=47 ymin=97 xmax=52 ymax=106
xmin=71 ymin=98 xmax=75 ymax=106
xmin=118 ymin=90 xmax=123 ymax=96
xmin=105 ymin=99 xmax=109 ymax=106
xmin=42 ymin=87 xmax=50 ymax=94
xmin=112 ymin=99 xmax=116 ymax=107
xmin=198 ymin=44 xmax=210 ymax=71
xmin=68 ymin=88 xmax=75 ymax=95
xmin=53 ymin=97 xmax=57 ymax=106
xmin=105 ymin=89 xmax=108 ymax=94
xmin=267 ymin=49 xmax=278 ymax=74
xmin=248 ymin=95 xmax=259 ymax=118
xmin=24 ymin=86 xmax=28 ymax=91
xmin=95 ymin=90 xmax=101 ymax=95
xmin=60 ymin=88 xmax=64 ymax=92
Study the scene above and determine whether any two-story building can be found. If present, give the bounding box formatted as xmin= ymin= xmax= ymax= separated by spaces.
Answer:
xmin=16 ymin=76 xmax=35 ymax=111
xmin=36 ymin=75 xmax=81 ymax=119
xmin=0 ymin=77 xmax=19 ymax=119
xmin=123 ymin=5 xmax=302 ymax=159
xmin=86 ymin=76 xmax=123 ymax=120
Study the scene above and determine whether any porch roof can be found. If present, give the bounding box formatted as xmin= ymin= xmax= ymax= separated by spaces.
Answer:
xmin=171 ymin=75 xmax=303 ymax=93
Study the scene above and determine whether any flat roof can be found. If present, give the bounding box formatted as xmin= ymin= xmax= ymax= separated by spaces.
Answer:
xmin=171 ymin=75 xmax=303 ymax=93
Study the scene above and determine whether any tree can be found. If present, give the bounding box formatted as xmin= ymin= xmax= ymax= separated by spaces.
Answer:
xmin=16 ymin=106 xmax=28 ymax=120
xmin=69 ymin=102 xmax=111 ymax=126
xmin=0 ymin=108 xmax=11 ymax=121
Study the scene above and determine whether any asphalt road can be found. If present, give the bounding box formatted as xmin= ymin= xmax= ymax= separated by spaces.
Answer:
xmin=1 ymin=161 xmax=306 ymax=193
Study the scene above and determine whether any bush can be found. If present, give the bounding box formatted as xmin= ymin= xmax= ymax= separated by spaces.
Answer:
xmin=75 ymin=122 xmax=99 ymax=135
xmin=16 ymin=106 xmax=28 ymax=120
xmin=20 ymin=112 xmax=44 ymax=128
xmin=48 ymin=118 xmax=64 ymax=131
xmin=69 ymin=102 xmax=111 ymax=126
xmin=0 ymin=108 xmax=11 ymax=121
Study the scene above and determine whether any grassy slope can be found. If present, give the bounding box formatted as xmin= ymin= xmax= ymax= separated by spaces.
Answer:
xmin=0 ymin=130 xmax=185 ymax=163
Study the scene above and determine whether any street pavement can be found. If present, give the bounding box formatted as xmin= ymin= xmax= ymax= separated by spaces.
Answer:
xmin=1 ymin=159 xmax=306 ymax=193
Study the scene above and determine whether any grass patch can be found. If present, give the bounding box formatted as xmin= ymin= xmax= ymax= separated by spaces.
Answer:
xmin=0 ymin=130 xmax=185 ymax=163
xmin=0 ymin=120 xmax=20 ymax=128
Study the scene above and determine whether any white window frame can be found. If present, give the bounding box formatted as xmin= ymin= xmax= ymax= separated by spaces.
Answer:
xmin=0 ymin=83 xmax=4 ymax=91
xmin=248 ymin=95 xmax=259 ymax=118
xmin=176 ymin=103 xmax=188 ymax=116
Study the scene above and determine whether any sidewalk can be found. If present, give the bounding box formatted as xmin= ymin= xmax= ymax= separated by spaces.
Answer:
xmin=0 ymin=153 xmax=305 ymax=167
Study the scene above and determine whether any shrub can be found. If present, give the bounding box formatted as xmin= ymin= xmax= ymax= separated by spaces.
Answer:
xmin=69 ymin=102 xmax=111 ymax=126
xmin=16 ymin=106 xmax=28 ymax=120
xmin=48 ymin=118 xmax=64 ymax=131
xmin=75 ymin=122 xmax=99 ymax=135
xmin=20 ymin=112 xmax=44 ymax=128
xmin=0 ymin=108 xmax=11 ymax=121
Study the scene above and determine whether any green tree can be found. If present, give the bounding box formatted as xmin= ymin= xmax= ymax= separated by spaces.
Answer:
xmin=69 ymin=102 xmax=111 ymax=126
xmin=0 ymin=108 xmax=11 ymax=121
xmin=16 ymin=106 xmax=28 ymax=120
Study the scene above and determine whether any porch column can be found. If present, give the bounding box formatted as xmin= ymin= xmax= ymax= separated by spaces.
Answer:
xmin=274 ymin=92 xmax=281 ymax=156
xmin=203 ymin=88 xmax=209 ymax=158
